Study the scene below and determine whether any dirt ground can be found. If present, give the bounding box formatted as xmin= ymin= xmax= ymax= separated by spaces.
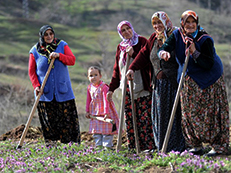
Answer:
xmin=0 ymin=124 xmax=230 ymax=173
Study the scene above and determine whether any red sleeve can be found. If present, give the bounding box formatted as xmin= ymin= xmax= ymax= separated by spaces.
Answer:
xmin=86 ymin=85 xmax=91 ymax=113
xmin=58 ymin=45 xmax=76 ymax=65
xmin=28 ymin=53 xmax=40 ymax=89
xmin=108 ymin=45 xmax=121 ymax=92
xmin=129 ymin=33 xmax=156 ymax=71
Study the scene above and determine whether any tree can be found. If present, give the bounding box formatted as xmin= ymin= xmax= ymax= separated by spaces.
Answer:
xmin=22 ymin=0 xmax=29 ymax=18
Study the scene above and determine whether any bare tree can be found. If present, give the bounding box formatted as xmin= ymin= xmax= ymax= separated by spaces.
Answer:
xmin=22 ymin=0 xmax=29 ymax=18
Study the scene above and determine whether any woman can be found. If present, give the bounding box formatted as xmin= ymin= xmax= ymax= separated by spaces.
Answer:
xmin=159 ymin=10 xmax=230 ymax=157
xmin=126 ymin=11 xmax=185 ymax=153
xmin=107 ymin=21 xmax=155 ymax=151
xmin=28 ymin=25 xmax=81 ymax=145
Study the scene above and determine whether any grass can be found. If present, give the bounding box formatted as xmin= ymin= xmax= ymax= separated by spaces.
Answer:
xmin=0 ymin=140 xmax=231 ymax=172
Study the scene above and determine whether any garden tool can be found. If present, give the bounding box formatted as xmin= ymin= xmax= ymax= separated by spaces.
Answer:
xmin=16 ymin=58 xmax=55 ymax=149
xmin=116 ymin=54 xmax=130 ymax=152
xmin=129 ymin=79 xmax=140 ymax=154
xmin=161 ymin=43 xmax=190 ymax=153
xmin=89 ymin=115 xmax=117 ymax=132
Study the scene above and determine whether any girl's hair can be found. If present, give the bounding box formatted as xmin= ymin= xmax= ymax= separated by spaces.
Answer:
xmin=88 ymin=66 xmax=102 ymax=75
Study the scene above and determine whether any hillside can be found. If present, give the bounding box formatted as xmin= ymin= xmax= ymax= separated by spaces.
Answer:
xmin=0 ymin=0 xmax=231 ymax=135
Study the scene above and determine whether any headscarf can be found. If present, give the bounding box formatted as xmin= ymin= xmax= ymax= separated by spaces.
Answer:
xmin=179 ymin=10 xmax=200 ymax=45
xmin=151 ymin=11 xmax=174 ymax=43
xmin=117 ymin=21 xmax=139 ymax=65
xmin=37 ymin=25 xmax=60 ymax=61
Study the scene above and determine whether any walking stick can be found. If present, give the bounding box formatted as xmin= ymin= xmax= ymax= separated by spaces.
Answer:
xmin=161 ymin=45 xmax=190 ymax=153
xmin=116 ymin=54 xmax=130 ymax=152
xmin=129 ymin=79 xmax=140 ymax=154
xmin=16 ymin=58 xmax=55 ymax=149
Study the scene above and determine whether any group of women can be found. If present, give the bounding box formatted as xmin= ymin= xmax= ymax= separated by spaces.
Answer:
xmin=108 ymin=10 xmax=230 ymax=157
xmin=29 ymin=9 xmax=229 ymax=157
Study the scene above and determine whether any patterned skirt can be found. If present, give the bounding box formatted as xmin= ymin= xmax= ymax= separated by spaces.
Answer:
xmin=181 ymin=75 xmax=229 ymax=153
xmin=124 ymin=86 xmax=155 ymax=151
xmin=152 ymin=78 xmax=185 ymax=152
xmin=37 ymin=98 xmax=81 ymax=144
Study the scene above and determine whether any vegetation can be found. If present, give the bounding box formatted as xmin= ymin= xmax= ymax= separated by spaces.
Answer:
xmin=0 ymin=140 xmax=231 ymax=172
xmin=0 ymin=0 xmax=231 ymax=172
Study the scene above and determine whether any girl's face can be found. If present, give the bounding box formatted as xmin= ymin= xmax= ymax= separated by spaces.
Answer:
xmin=44 ymin=29 xmax=54 ymax=44
xmin=152 ymin=18 xmax=164 ymax=34
xmin=121 ymin=24 xmax=133 ymax=39
xmin=88 ymin=68 xmax=102 ymax=86
xmin=183 ymin=16 xmax=197 ymax=35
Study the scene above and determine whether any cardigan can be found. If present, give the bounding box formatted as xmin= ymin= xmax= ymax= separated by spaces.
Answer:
xmin=109 ymin=36 xmax=152 ymax=92
xmin=160 ymin=29 xmax=223 ymax=89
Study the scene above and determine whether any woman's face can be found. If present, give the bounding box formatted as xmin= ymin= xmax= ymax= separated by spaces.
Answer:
xmin=183 ymin=16 xmax=197 ymax=35
xmin=121 ymin=24 xmax=133 ymax=39
xmin=152 ymin=18 xmax=164 ymax=34
xmin=43 ymin=29 xmax=54 ymax=44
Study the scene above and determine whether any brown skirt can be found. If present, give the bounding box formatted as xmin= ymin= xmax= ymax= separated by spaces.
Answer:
xmin=181 ymin=75 xmax=229 ymax=153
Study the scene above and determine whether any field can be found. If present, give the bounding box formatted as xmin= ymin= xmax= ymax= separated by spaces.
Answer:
xmin=0 ymin=124 xmax=231 ymax=172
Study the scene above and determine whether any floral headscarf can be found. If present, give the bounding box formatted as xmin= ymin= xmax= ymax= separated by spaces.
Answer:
xmin=117 ymin=20 xmax=139 ymax=65
xmin=151 ymin=11 xmax=174 ymax=43
xmin=117 ymin=20 xmax=139 ymax=52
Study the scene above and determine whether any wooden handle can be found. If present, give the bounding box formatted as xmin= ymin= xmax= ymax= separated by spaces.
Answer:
xmin=161 ymin=49 xmax=190 ymax=153
xmin=89 ymin=115 xmax=114 ymax=124
xmin=17 ymin=58 xmax=55 ymax=149
xmin=116 ymin=54 xmax=131 ymax=152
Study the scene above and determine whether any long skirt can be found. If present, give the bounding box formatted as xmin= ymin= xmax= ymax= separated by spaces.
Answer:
xmin=124 ymin=86 xmax=155 ymax=151
xmin=181 ymin=75 xmax=229 ymax=153
xmin=152 ymin=78 xmax=185 ymax=152
xmin=37 ymin=98 xmax=81 ymax=144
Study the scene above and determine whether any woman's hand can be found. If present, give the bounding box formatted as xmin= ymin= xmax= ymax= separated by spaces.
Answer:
xmin=126 ymin=69 xmax=134 ymax=80
xmin=189 ymin=42 xmax=196 ymax=54
xmin=106 ymin=91 xmax=113 ymax=102
xmin=103 ymin=114 xmax=109 ymax=120
xmin=85 ymin=112 xmax=91 ymax=119
xmin=159 ymin=50 xmax=170 ymax=61
xmin=126 ymin=46 xmax=134 ymax=57
xmin=50 ymin=52 xmax=60 ymax=59
xmin=35 ymin=86 xmax=42 ymax=96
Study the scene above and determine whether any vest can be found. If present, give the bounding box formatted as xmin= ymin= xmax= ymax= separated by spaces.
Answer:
xmin=29 ymin=40 xmax=75 ymax=102
xmin=173 ymin=29 xmax=223 ymax=89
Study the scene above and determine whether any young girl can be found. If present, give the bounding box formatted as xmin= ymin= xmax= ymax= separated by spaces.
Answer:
xmin=86 ymin=66 xmax=119 ymax=149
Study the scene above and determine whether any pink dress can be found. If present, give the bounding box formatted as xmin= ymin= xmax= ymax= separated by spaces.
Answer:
xmin=86 ymin=81 xmax=119 ymax=135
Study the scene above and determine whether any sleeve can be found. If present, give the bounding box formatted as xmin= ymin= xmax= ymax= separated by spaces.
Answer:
xmin=86 ymin=85 xmax=92 ymax=113
xmin=28 ymin=53 xmax=40 ymax=89
xmin=102 ymin=84 xmax=109 ymax=115
xmin=193 ymin=38 xmax=214 ymax=70
xmin=108 ymin=45 xmax=121 ymax=92
xmin=58 ymin=45 xmax=76 ymax=65
xmin=129 ymin=37 xmax=153 ymax=71
xmin=158 ymin=33 xmax=176 ymax=56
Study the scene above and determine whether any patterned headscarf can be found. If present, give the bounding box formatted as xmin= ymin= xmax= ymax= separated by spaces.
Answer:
xmin=37 ymin=25 xmax=60 ymax=62
xmin=151 ymin=11 xmax=174 ymax=43
xmin=117 ymin=20 xmax=139 ymax=52
xmin=179 ymin=10 xmax=200 ymax=45
xmin=117 ymin=21 xmax=139 ymax=65
xmin=180 ymin=10 xmax=199 ymax=27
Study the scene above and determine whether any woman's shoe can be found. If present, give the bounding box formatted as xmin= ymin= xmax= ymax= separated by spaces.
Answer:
xmin=188 ymin=147 xmax=204 ymax=155
xmin=203 ymin=149 xmax=220 ymax=157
